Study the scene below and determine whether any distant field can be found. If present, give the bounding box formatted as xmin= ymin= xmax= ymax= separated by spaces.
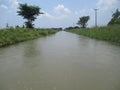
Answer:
xmin=67 ymin=25 xmax=120 ymax=45
xmin=0 ymin=28 xmax=58 ymax=47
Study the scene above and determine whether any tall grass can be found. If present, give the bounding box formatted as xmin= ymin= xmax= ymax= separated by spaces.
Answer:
xmin=67 ymin=25 xmax=120 ymax=45
xmin=0 ymin=28 xmax=58 ymax=47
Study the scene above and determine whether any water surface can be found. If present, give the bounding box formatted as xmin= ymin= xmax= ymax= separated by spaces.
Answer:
xmin=0 ymin=31 xmax=120 ymax=90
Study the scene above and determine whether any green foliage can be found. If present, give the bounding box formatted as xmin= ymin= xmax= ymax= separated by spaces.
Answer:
xmin=6 ymin=23 xmax=9 ymax=28
xmin=65 ymin=26 xmax=79 ymax=30
xmin=17 ymin=3 xmax=43 ymax=28
xmin=112 ymin=9 xmax=120 ymax=18
xmin=25 ymin=21 xmax=34 ymax=28
xmin=108 ymin=9 xmax=120 ymax=25
xmin=108 ymin=18 xmax=120 ymax=25
xmin=67 ymin=25 xmax=120 ymax=45
xmin=77 ymin=16 xmax=90 ymax=28
xmin=0 ymin=28 xmax=58 ymax=47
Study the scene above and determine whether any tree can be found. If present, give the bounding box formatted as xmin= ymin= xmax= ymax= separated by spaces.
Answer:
xmin=112 ymin=9 xmax=120 ymax=18
xmin=22 ymin=25 xmax=25 ymax=28
xmin=15 ymin=25 xmax=20 ymax=28
xmin=17 ymin=3 xmax=43 ymax=28
xmin=6 ymin=23 xmax=9 ymax=28
xmin=77 ymin=16 xmax=90 ymax=28
xmin=108 ymin=9 xmax=120 ymax=25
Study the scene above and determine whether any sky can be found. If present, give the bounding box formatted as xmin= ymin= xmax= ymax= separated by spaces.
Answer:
xmin=0 ymin=0 xmax=120 ymax=28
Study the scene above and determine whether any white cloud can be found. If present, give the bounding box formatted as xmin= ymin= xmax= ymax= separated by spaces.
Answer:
xmin=0 ymin=0 xmax=19 ymax=12
xmin=54 ymin=4 xmax=71 ymax=14
xmin=75 ymin=9 xmax=93 ymax=16
xmin=44 ymin=12 xmax=53 ymax=18
xmin=40 ymin=11 xmax=54 ymax=19
xmin=0 ymin=4 xmax=8 ymax=9
xmin=97 ymin=0 xmax=119 ymax=10
xmin=39 ymin=11 xmax=69 ymax=20
xmin=9 ymin=0 xmax=19 ymax=8
xmin=39 ymin=5 xmax=71 ymax=20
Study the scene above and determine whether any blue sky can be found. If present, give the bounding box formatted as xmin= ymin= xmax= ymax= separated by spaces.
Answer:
xmin=0 ymin=0 xmax=120 ymax=28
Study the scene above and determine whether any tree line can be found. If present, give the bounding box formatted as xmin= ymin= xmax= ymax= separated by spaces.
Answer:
xmin=65 ymin=9 xmax=120 ymax=30
xmin=17 ymin=3 xmax=120 ymax=29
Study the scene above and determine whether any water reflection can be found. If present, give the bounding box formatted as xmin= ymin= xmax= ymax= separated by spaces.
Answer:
xmin=22 ymin=40 xmax=41 ymax=69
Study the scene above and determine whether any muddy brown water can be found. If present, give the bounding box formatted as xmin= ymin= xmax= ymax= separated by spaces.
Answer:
xmin=0 ymin=31 xmax=120 ymax=90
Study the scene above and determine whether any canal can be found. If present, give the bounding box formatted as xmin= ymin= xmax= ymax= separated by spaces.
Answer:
xmin=0 ymin=31 xmax=120 ymax=90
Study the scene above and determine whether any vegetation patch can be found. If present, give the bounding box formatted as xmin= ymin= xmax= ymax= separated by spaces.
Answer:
xmin=66 ymin=25 xmax=120 ymax=45
xmin=0 ymin=28 xmax=58 ymax=47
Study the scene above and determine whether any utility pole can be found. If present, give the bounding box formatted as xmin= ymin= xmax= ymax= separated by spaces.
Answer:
xmin=94 ymin=9 xmax=98 ymax=27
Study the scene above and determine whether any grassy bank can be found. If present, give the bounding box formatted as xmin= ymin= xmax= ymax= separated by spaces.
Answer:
xmin=0 ymin=28 xmax=58 ymax=47
xmin=67 ymin=25 xmax=120 ymax=45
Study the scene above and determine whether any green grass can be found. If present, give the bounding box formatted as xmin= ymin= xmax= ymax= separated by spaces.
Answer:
xmin=0 ymin=28 xmax=58 ymax=47
xmin=67 ymin=25 xmax=120 ymax=45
